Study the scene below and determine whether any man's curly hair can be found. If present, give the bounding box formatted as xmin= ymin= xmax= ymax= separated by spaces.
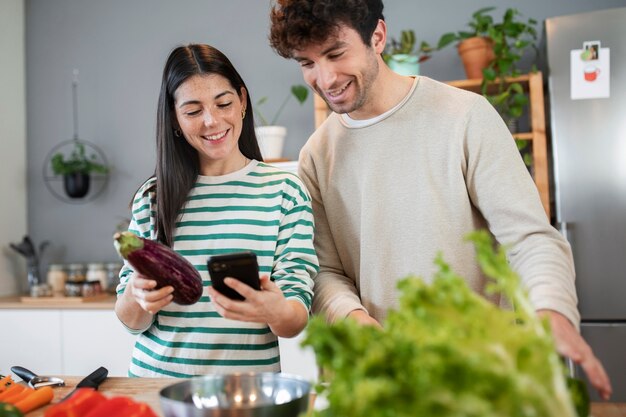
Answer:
xmin=269 ymin=0 xmax=385 ymax=58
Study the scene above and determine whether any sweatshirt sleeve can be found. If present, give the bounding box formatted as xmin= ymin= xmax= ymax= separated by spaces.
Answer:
xmin=271 ymin=174 xmax=318 ymax=312
xmin=116 ymin=178 xmax=157 ymax=297
xmin=464 ymin=95 xmax=580 ymax=328
xmin=299 ymin=149 xmax=368 ymax=323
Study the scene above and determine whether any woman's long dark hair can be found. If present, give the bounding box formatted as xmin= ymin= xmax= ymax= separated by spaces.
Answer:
xmin=155 ymin=44 xmax=263 ymax=246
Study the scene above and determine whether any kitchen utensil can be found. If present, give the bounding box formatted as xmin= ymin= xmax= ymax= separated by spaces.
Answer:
xmin=60 ymin=366 xmax=108 ymax=401
xmin=159 ymin=373 xmax=310 ymax=417
xmin=10 ymin=366 xmax=65 ymax=389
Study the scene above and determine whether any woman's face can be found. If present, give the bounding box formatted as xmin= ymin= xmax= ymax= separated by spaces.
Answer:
xmin=173 ymin=74 xmax=247 ymax=176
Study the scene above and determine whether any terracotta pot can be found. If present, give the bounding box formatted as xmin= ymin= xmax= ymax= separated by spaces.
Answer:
xmin=457 ymin=36 xmax=495 ymax=79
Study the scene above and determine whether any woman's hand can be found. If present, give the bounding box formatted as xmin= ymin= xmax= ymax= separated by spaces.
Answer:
xmin=208 ymin=275 xmax=308 ymax=337
xmin=127 ymin=273 xmax=174 ymax=315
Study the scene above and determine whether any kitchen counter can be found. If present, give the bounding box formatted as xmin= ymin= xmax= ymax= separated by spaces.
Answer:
xmin=26 ymin=376 xmax=626 ymax=417
xmin=0 ymin=295 xmax=115 ymax=310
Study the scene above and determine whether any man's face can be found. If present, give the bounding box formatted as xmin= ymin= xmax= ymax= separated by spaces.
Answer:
xmin=293 ymin=23 xmax=384 ymax=117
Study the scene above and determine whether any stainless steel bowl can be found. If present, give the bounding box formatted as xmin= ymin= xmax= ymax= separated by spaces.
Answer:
xmin=159 ymin=373 xmax=311 ymax=417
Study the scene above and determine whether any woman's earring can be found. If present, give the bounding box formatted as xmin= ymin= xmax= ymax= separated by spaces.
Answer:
xmin=241 ymin=108 xmax=246 ymax=120
xmin=174 ymin=128 xmax=182 ymax=137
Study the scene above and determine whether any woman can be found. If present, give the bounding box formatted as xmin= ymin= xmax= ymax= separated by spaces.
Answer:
xmin=115 ymin=44 xmax=318 ymax=378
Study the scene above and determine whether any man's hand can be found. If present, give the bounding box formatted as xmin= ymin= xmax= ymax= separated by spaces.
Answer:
xmin=538 ymin=309 xmax=612 ymax=400
xmin=347 ymin=309 xmax=382 ymax=328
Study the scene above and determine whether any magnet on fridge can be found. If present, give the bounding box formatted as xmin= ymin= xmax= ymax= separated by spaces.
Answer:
xmin=581 ymin=40 xmax=601 ymax=61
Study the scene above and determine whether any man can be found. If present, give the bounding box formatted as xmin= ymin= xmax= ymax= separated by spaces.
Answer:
xmin=269 ymin=0 xmax=611 ymax=399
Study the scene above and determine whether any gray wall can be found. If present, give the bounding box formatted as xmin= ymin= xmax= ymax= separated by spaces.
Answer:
xmin=25 ymin=0 xmax=626 ymax=278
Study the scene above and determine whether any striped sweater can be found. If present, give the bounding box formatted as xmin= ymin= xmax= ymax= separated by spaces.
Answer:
xmin=116 ymin=160 xmax=318 ymax=378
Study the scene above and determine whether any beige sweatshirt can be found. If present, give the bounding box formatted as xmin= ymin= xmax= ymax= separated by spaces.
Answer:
xmin=298 ymin=76 xmax=579 ymax=327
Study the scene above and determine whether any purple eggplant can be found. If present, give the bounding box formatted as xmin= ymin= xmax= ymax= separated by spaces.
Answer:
xmin=113 ymin=232 xmax=203 ymax=305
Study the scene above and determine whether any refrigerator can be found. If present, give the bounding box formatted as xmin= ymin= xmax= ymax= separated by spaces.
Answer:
xmin=546 ymin=7 xmax=626 ymax=401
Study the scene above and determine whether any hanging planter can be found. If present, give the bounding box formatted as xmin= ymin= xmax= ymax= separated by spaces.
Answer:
xmin=43 ymin=70 xmax=110 ymax=202
xmin=51 ymin=140 xmax=107 ymax=198
xmin=63 ymin=171 xmax=90 ymax=198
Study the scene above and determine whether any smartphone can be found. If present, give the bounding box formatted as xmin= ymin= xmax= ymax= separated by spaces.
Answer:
xmin=207 ymin=251 xmax=260 ymax=300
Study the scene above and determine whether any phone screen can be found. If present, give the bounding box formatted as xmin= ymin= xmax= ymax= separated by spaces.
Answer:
xmin=207 ymin=252 xmax=260 ymax=300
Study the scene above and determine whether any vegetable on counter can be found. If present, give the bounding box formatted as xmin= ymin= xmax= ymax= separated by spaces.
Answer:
xmin=0 ymin=377 xmax=15 ymax=394
xmin=44 ymin=388 xmax=106 ymax=417
xmin=304 ymin=230 xmax=581 ymax=417
xmin=0 ymin=385 xmax=53 ymax=415
xmin=44 ymin=388 xmax=157 ymax=417
xmin=0 ymin=403 xmax=23 ymax=417
xmin=113 ymin=231 xmax=203 ymax=305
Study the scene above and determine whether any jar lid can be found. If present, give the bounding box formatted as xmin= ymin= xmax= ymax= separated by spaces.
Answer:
xmin=105 ymin=263 xmax=122 ymax=270
xmin=48 ymin=264 xmax=65 ymax=271
xmin=67 ymin=263 xmax=84 ymax=270
xmin=87 ymin=263 xmax=105 ymax=270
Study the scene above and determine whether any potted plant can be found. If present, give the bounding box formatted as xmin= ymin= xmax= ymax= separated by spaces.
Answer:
xmin=51 ymin=140 xmax=109 ymax=198
xmin=438 ymin=8 xmax=538 ymax=121
xmin=254 ymin=84 xmax=309 ymax=160
xmin=437 ymin=7 xmax=499 ymax=79
xmin=383 ymin=30 xmax=434 ymax=76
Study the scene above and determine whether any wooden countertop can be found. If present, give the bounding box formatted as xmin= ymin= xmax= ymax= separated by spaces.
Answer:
xmin=0 ymin=295 xmax=116 ymax=310
xmin=26 ymin=376 xmax=626 ymax=417
xmin=29 ymin=376 xmax=171 ymax=416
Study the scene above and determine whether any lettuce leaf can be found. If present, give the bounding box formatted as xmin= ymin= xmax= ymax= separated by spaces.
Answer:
xmin=304 ymin=230 xmax=577 ymax=417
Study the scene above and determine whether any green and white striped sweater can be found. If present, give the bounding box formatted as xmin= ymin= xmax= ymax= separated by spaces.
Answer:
xmin=117 ymin=160 xmax=318 ymax=378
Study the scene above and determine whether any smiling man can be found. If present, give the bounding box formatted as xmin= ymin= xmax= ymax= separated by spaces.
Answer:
xmin=269 ymin=0 xmax=611 ymax=399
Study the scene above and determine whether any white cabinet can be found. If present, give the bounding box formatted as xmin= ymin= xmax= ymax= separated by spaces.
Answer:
xmin=0 ymin=308 xmax=135 ymax=376
xmin=61 ymin=310 xmax=136 ymax=376
xmin=0 ymin=310 xmax=63 ymax=374
xmin=279 ymin=332 xmax=318 ymax=382
xmin=0 ymin=307 xmax=317 ymax=380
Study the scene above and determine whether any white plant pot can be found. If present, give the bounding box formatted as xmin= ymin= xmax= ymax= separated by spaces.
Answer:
xmin=255 ymin=125 xmax=287 ymax=160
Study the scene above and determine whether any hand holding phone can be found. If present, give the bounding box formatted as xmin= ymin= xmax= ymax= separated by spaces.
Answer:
xmin=207 ymin=252 xmax=260 ymax=300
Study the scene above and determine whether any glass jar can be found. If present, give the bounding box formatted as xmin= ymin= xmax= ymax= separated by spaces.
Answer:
xmin=47 ymin=264 xmax=68 ymax=296
xmin=81 ymin=281 xmax=99 ymax=297
xmin=65 ymin=280 xmax=83 ymax=297
xmin=67 ymin=263 xmax=86 ymax=282
xmin=105 ymin=262 xmax=122 ymax=294
xmin=86 ymin=263 xmax=107 ymax=291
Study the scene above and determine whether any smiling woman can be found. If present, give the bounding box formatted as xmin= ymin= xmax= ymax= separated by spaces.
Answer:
xmin=173 ymin=74 xmax=248 ymax=176
xmin=113 ymin=44 xmax=318 ymax=378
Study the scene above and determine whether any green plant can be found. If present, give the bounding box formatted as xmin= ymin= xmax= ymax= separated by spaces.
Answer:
xmin=303 ymin=230 xmax=579 ymax=417
xmin=436 ymin=7 xmax=498 ymax=49
xmin=254 ymin=84 xmax=309 ymax=126
xmin=438 ymin=7 xmax=539 ymax=122
xmin=383 ymin=30 xmax=434 ymax=64
xmin=51 ymin=141 xmax=108 ymax=175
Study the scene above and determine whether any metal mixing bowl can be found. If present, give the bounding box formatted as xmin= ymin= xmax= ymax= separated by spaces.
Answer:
xmin=159 ymin=373 xmax=311 ymax=417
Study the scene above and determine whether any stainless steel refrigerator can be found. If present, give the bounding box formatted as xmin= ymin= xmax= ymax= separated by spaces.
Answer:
xmin=546 ymin=7 xmax=626 ymax=402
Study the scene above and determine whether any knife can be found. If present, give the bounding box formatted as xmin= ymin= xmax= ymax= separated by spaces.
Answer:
xmin=61 ymin=366 xmax=108 ymax=402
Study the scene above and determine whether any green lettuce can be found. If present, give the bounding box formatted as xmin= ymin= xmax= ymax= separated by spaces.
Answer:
xmin=303 ymin=230 xmax=577 ymax=417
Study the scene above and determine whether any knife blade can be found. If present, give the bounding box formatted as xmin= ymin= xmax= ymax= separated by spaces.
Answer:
xmin=61 ymin=366 xmax=108 ymax=402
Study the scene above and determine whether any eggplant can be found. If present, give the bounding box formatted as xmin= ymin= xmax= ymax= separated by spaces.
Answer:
xmin=113 ymin=232 xmax=203 ymax=305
